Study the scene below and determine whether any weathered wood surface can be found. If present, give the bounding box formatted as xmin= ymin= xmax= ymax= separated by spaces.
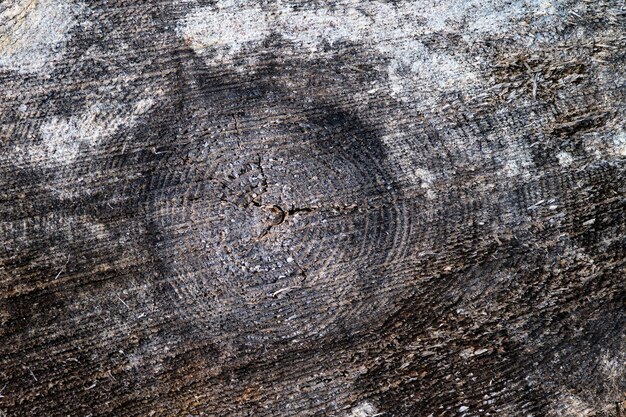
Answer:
xmin=0 ymin=0 xmax=624 ymax=416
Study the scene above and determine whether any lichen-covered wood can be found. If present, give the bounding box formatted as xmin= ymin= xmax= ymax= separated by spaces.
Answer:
xmin=0 ymin=0 xmax=624 ymax=416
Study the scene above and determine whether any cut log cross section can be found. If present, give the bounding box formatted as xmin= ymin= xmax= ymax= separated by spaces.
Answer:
xmin=0 ymin=0 xmax=624 ymax=416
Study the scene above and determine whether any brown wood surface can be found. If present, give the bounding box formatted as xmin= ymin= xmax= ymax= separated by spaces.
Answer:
xmin=0 ymin=0 xmax=624 ymax=416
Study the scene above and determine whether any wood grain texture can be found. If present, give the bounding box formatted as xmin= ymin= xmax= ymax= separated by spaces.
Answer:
xmin=0 ymin=0 xmax=624 ymax=416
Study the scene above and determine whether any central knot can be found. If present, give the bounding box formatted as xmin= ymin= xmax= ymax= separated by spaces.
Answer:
xmin=257 ymin=204 xmax=286 ymax=239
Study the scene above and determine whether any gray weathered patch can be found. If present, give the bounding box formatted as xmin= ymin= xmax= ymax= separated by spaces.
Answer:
xmin=0 ymin=0 xmax=83 ymax=74
xmin=347 ymin=401 xmax=379 ymax=417
xmin=178 ymin=0 xmax=560 ymax=103
xmin=32 ymin=95 xmax=158 ymax=165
